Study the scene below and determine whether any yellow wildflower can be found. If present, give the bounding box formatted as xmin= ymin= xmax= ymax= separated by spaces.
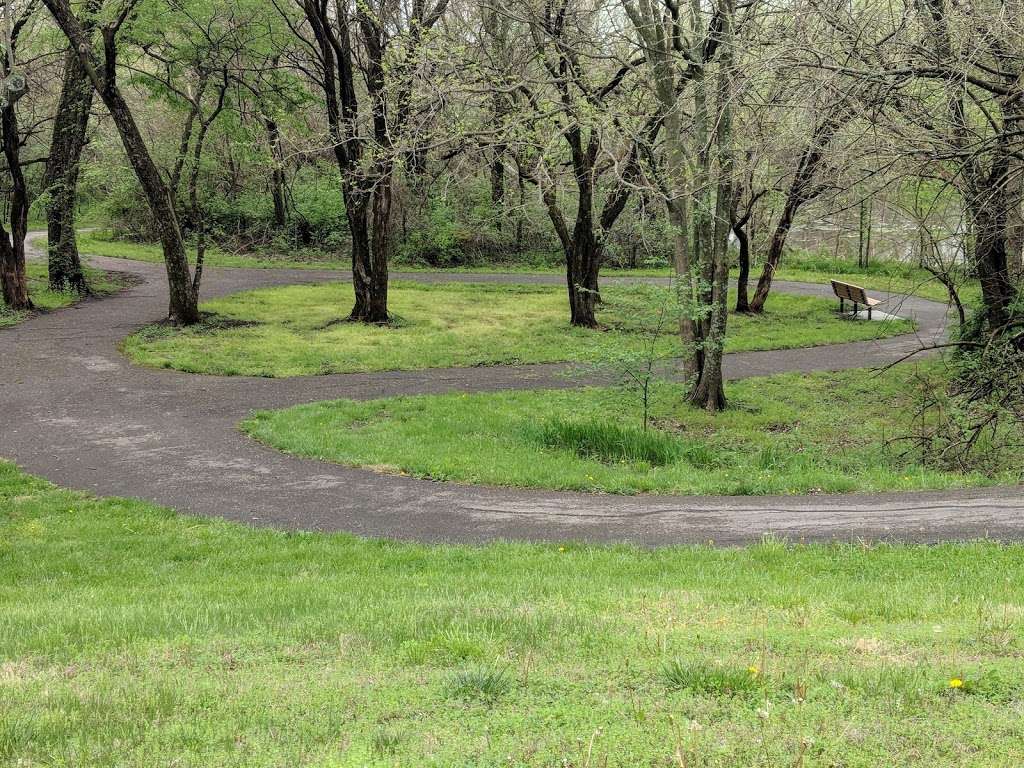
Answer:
xmin=948 ymin=678 xmax=964 ymax=689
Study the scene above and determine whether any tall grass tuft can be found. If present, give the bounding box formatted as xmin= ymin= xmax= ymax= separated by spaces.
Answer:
xmin=535 ymin=419 xmax=682 ymax=466
xmin=661 ymin=660 xmax=762 ymax=697
xmin=446 ymin=666 xmax=512 ymax=702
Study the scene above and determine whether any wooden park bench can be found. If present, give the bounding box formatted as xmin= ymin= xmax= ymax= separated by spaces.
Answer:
xmin=830 ymin=280 xmax=882 ymax=320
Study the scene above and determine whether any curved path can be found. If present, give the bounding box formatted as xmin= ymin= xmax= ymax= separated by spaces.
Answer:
xmin=2 ymin=235 xmax=1021 ymax=545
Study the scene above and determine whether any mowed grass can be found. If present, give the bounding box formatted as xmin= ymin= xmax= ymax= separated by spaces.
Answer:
xmin=241 ymin=365 xmax=1020 ymax=495
xmin=0 ymin=262 xmax=127 ymax=328
xmin=2 ymin=461 xmax=1024 ymax=766
xmin=122 ymin=282 xmax=913 ymax=377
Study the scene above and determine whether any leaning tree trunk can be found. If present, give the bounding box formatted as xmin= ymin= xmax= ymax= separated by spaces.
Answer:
xmin=748 ymin=111 xmax=845 ymax=314
xmin=102 ymin=87 xmax=199 ymax=324
xmin=44 ymin=47 xmax=94 ymax=294
xmin=0 ymin=104 xmax=31 ymax=311
xmin=42 ymin=0 xmax=200 ymax=324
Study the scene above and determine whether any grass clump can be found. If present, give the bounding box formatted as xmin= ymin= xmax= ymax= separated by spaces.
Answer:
xmin=446 ymin=666 xmax=512 ymax=702
xmin=121 ymin=281 xmax=913 ymax=377
xmin=661 ymin=660 xmax=763 ymax=697
xmin=535 ymin=419 xmax=681 ymax=467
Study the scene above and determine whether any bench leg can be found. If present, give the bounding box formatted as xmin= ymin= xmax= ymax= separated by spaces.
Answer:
xmin=854 ymin=302 xmax=858 ymax=316
xmin=868 ymin=306 xmax=872 ymax=320
xmin=839 ymin=298 xmax=844 ymax=314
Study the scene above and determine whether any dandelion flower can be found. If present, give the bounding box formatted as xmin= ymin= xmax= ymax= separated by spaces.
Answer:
xmin=949 ymin=678 xmax=964 ymax=689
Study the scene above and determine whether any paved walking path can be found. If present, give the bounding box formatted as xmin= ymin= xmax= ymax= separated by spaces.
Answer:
xmin=3 ymin=235 xmax=1021 ymax=545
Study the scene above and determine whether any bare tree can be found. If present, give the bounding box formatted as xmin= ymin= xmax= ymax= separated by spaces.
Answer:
xmin=626 ymin=0 xmax=736 ymax=409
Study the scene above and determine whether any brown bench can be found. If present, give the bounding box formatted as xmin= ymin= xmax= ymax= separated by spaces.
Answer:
xmin=830 ymin=280 xmax=882 ymax=319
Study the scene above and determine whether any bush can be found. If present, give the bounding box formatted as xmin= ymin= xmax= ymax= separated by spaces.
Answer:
xmin=904 ymin=303 xmax=1024 ymax=474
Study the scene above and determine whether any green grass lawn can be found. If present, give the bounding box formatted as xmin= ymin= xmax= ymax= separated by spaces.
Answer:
xmin=241 ymin=365 xmax=1020 ymax=495
xmin=0 ymin=262 xmax=128 ymax=328
xmin=2 ymin=461 xmax=1023 ymax=766
xmin=122 ymin=282 xmax=913 ymax=377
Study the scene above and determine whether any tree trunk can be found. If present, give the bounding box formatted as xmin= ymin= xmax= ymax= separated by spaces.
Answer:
xmin=748 ymin=111 xmax=846 ymax=313
xmin=972 ymin=200 xmax=1017 ymax=328
xmin=0 ymin=235 xmax=31 ymax=310
xmin=490 ymin=149 xmax=505 ymax=232
xmin=103 ymin=87 xmax=199 ymax=324
xmin=44 ymin=48 xmax=94 ymax=294
xmin=0 ymin=104 xmax=31 ymax=311
xmin=345 ymin=183 xmax=390 ymax=323
xmin=748 ymin=200 xmax=798 ymax=313
xmin=566 ymin=234 xmax=601 ymax=328
xmin=265 ymin=118 xmax=288 ymax=228
xmin=689 ymin=0 xmax=735 ymax=412
xmin=858 ymin=196 xmax=873 ymax=268
xmin=733 ymin=220 xmax=751 ymax=312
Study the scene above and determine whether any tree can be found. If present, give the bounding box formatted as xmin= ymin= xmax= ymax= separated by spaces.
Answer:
xmin=130 ymin=0 xmax=260 ymax=294
xmin=43 ymin=5 xmax=97 ymax=294
xmin=0 ymin=0 xmax=37 ymax=311
xmin=291 ymin=0 xmax=449 ymax=323
xmin=625 ymin=0 xmax=735 ymax=409
xmin=42 ymin=0 xmax=202 ymax=324
xmin=747 ymin=104 xmax=851 ymax=313
xmin=515 ymin=0 xmax=650 ymax=328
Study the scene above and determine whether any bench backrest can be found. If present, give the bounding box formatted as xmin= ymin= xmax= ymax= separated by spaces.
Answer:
xmin=830 ymin=280 xmax=869 ymax=304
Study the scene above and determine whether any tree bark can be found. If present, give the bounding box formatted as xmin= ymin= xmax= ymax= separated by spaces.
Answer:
xmin=566 ymin=237 xmax=601 ymax=328
xmin=0 ymin=103 xmax=31 ymax=310
xmin=971 ymin=187 xmax=1018 ymax=328
xmin=102 ymin=74 xmax=199 ymax=324
xmin=265 ymin=118 xmax=288 ymax=228
xmin=44 ymin=47 xmax=94 ymax=294
xmin=301 ymin=0 xmax=445 ymax=324
xmin=730 ymin=176 xmax=760 ymax=314
xmin=733 ymin=219 xmax=751 ymax=312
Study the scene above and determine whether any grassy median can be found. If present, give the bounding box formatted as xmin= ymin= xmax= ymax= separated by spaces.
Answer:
xmin=122 ymin=282 xmax=913 ymax=377
xmin=241 ymin=365 xmax=1019 ymax=495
